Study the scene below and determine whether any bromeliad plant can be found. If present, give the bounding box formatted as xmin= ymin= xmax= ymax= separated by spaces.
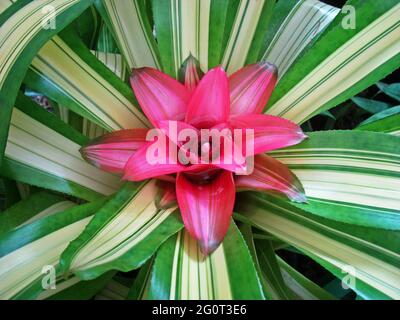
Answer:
xmin=81 ymin=61 xmax=308 ymax=255
xmin=0 ymin=0 xmax=399 ymax=300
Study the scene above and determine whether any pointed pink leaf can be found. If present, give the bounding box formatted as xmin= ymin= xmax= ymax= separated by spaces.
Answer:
xmin=229 ymin=62 xmax=277 ymax=115
xmin=130 ymin=67 xmax=191 ymax=126
xmin=80 ymin=129 xmax=148 ymax=174
xmin=123 ymin=132 xmax=189 ymax=181
xmin=229 ymin=114 xmax=307 ymax=155
xmin=176 ymin=170 xmax=235 ymax=255
xmin=185 ymin=66 xmax=230 ymax=128
xmin=235 ymin=154 xmax=307 ymax=203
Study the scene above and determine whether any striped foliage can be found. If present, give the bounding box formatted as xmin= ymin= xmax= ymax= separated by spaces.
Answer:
xmin=24 ymin=31 xmax=150 ymax=131
xmin=269 ymin=130 xmax=400 ymax=229
xmin=235 ymin=192 xmax=400 ymax=299
xmin=0 ymin=198 xmax=107 ymax=299
xmin=0 ymin=0 xmax=93 ymax=165
xmin=1 ymin=94 xmax=120 ymax=201
xmin=60 ymin=180 xmax=183 ymax=280
xmin=95 ymin=0 xmax=161 ymax=69
xmin=265 ymin=0 xmax=400 ymax=123
xmin=0 ymin=0 xmax=399 ymax=301
xmin=146 ymin=222 xmax=264 ymax=300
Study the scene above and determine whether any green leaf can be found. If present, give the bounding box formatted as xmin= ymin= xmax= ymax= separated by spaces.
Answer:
xmin=357 ymin=106 xmax=400 ymax=134
xmin=0 ymin=198 xmax=107 ymax=299
xmin=41 ymin=271 xmax=116 ymax=300
xmin=208 ymin=0 xmax=241 ymax=70
xmin=377 ymin=82 xmax=400 ymax=102
xmin=60 ymin=180 xmax=183 ymax=280
xmin=351 ymin=97 xmax=392 ymax=114
xmin=269 ymin=130 xmax=400 ymax=229
xmin=235 ymin=192 xmax=400 ymax=299
xmin=265 ymin=0 xmax=400 ymax=124
xmin=0 ymin=191 xmax=75 ymax=235
xmin=0 ymin=0 xmax=93 ymax=166
xmin=126 ymin=257 xmax=154 ymax=300
xmin=0 ymin=177 xmax=20 ymax=209
xmin=94 ymin=276 xmax=131 ymax=300
xmin=146 ymin=221 xmax=265 ymax=300
xmin=1 ymin=94 xmax=121 ymax=201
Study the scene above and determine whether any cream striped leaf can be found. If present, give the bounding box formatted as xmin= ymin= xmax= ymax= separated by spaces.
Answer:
xmin=221 ymin=0 xmax=267 ymax=74
xmin=81 ymin=50 xmax=127 ymax=138
xmin=260 ymin=0 xmax=339 ymax=79
xmin=26 ymin=34 xmax=150 ymax=131
xmin=91 ymin=50 xmax=127 ymax=80
xmin=1 ymin=95 xmax=121 ymax=201
xmin=146 ymin=222 xmax=265 ymax=300
xmin=235 ymin=193 xmax=400 ymax=299
xmin=60 ymin=180 xmax=183 ymax=280
xmin=0 ymin=0 xmax=14 ymax=14
xmin=96 ymin=0 xmax=161 ymax=69
xmin=0 ymin=0 xmax=92 ymax=164
xmin=266 ymin=1 xmax=400 ymax=123
xmin=0 ymin=199 xmax=107 ymax=299
xmin=269 ymin=131 xmax=400 ymax=229
xmin=152 ymin=0 xmax=214 ymax=77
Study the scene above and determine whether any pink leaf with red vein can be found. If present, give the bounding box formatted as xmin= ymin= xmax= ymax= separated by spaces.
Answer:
xmin=185 ymin=66 xmax=230 ymax=128
xmin=229 ymin=62 xmax=277 ymax=115
xmin=80 ymin=129 xmax=148 ymax=174
xmin=235 ymin=154 xmax=307 ymax=203
xmin=176 ymin=170 xmax=235 ymax=255
xmin=130 ymin=67 xmax=191 ymax=126
xmin=229 ymin=114 xmax=307 ymax=155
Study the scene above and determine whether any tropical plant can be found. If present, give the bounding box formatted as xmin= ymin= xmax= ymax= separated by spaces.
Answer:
xmin=0 ymin=0 xmax=399 ymax=300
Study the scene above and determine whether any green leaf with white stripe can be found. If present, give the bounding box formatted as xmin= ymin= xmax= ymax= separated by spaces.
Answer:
xmin=24 ymin=28 xmax=150 ymax=132
xmin=0 ymin=198 xmax=107 ymax=299
xmin=152 ymin=0 xmax=208 ymax=76
xmin=95 ymin=0 xmax=161 ymax=69
xmin=234 ymin=192 xmax=400 ymax=300
xmin=265 ymin=0 xmax=400 ymax=124
xmin=60 ymin=180 xmax=183 ymax=280
xmin=146 ymin=221 xmax=265 ymax=300
xmin=269 ymin=130 xmax=400 ymax=230
xmin=1 ymin=94 xmax=121 ymax=201
xmin=257 ymin=0 xmax=339 ymax=79
xmin=0 ymin=0 xmax=93 ymax=165
xmin=0 ymin=191 xmax=75 ymax=235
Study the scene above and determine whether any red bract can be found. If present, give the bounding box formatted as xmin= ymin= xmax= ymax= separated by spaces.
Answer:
xmin=80 ymin=57 xmax=307 ymax=255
